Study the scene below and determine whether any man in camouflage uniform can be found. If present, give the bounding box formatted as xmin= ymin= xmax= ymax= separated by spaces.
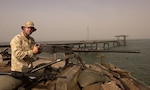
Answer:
xmin=10 ymin=21 xmax=40 ymax=72
xmin=0 ymin=21 xmax=41 ymax=90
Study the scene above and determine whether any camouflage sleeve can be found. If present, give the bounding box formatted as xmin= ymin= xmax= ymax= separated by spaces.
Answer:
xmin=10 ymin=36 xmax=34 ymax=60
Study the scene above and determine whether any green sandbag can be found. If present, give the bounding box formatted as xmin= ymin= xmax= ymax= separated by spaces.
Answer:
xmin=0 ymin=75 xmax=23 ymax=90
xmin=78 ymin=69 xmax=106 ymax=87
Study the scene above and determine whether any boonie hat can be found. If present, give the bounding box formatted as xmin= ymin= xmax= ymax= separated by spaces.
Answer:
xmin=21 ymin=21 xmax=37 ymax=31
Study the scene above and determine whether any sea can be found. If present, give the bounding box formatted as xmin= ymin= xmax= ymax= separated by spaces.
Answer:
xmin=0 ymin=39 xmax=150 ymax=86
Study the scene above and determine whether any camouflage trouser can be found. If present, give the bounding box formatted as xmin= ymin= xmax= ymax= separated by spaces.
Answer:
xmin=0 ymin=75 xmax=23 ymax=90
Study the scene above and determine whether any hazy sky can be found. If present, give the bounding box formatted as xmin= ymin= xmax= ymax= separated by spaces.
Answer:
xmin=0 ymin=0 xmax=150 ymax=42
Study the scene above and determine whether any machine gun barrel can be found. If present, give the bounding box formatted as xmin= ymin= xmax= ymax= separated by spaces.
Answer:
xmin=72 ymin=49 xmax=140 ymax=53
xmin=40 ymin=44 xmax=140 ymax=54
xmin=30 ymin=58 xmax=64 ymax=73
xmin=30 ymin=54 xmax=77 ymax=73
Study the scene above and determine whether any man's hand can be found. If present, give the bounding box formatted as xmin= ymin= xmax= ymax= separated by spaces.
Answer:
xmin=32 ymin=44 xmax=40 ymax=54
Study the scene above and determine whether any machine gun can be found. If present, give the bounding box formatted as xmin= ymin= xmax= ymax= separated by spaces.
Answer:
xmin=0 ymin=54 xmax=86 ymax=89
xmin=0 ymin=55 xmax=69 ymax=89
xmin=0 ymin=54 xmax=70 ymax=81
xmin=0 ymin=53 xmax=86 ymax=80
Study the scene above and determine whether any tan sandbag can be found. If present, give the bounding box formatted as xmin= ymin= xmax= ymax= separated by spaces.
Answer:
xmin=46 ymin=80 xmax=56 ymax=90
xmin=120 ymin=78 xmax=140 ymax=90
xmin=101 ymin=81 xmax=121 ymax=90
xmin=0 ymin=75 xmax=23 ymax=90
xmin=56 ymin=65 xmax=81 ymax=90
xmin=82 ymin=83 xmax=103 ymax=90
xmin=78 ymin=69 xmax=106 ymax=87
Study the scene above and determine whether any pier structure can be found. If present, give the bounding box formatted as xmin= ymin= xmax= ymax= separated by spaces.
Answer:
xmin=115 ymin=35 xmax=128 ymax=46
xmin=46 ymin=35 xmax=128 ymax=51
xmin=42 ymin=35 xmax=128 ymax=59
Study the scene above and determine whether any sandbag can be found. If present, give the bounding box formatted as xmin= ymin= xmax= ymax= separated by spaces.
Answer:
xmin=78 ymin=69 xmax=106 ymax=87
xmin=56 ymin=65 xmax=81 ymax=90
xmin=82 ymin=83 xmax=103 ymax=90
xmin=0 ymin=75 xmax=23 ymax=90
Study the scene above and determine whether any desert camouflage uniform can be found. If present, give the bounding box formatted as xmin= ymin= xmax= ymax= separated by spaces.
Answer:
xmin=10 ymin=32 xmax=36 ymax=72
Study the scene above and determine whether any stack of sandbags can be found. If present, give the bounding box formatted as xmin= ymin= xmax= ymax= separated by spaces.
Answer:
xmin=77 ymin=63 xmax=150 ymax=90
xmin=47 ymin=65 xmax=82 ymax=90
xmin=77 ymin=68 xmax=121 ymax=90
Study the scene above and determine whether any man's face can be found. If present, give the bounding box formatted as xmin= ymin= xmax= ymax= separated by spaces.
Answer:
xmin=23 ymin=27 xmax=34 ymax=35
